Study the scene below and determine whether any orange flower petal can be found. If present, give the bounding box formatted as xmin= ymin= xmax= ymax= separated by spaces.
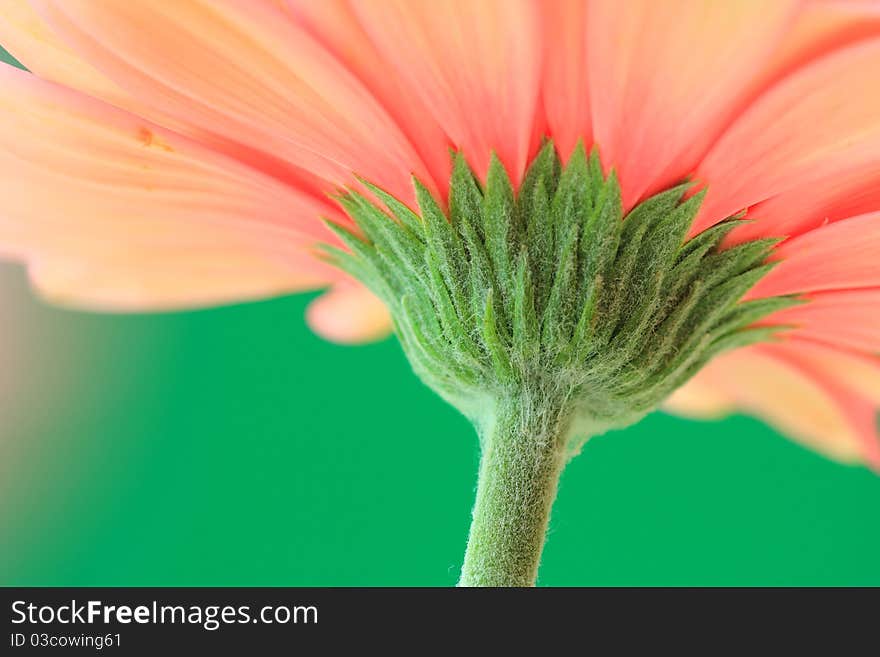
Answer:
xmin=695 ymin=37 xmax=880 ymax=234
xmin=764 ymin=289 xmax=880 ymax=354
xmin=666 ymin=0 xmax=880 ymax=243
xmin=663 ymin=381 xmax=735 ymax=419
xmin=306 ymin=282 xmax=392 ymax=345
xmin=586 ymin=0 xmax=798 ymax=208
xmin=766 ymin=340 xmax=880 ymax=468
xmin=0 ymin=0 xmax=127 ymax=105
xmin=727 ymin=167 xmax=880 ymax=245
xmin=541 ymin=0 xmax=590 ymax=161
xmin=284 ymin=0 xmax=451 ymax=192
xmin=748 ymin=211 xmax=880 ymax=298
xmin=0 ymin=0 xmax=228 ymax=154
xmin=775 ymin=338 xmax=880 ymax=407
xmin=350 ymin=0 xmax=543 ymax=186
xmin=671 ymin=347 xmax=871 ymax=466
xmin=761 ymin=0 xmax=880 ymax=88
xmin=30 ymin=0 xmax=434 ymax=203
xmin=0 ymin=64 xmax=339 ymax=310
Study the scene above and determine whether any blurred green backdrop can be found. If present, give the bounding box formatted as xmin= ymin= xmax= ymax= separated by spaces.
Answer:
xmin=2 ymin=48 xmax=880 ymax=586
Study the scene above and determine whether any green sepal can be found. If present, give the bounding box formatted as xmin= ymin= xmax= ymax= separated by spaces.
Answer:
xmin=328 ymin=143 xmax=796 ymax=433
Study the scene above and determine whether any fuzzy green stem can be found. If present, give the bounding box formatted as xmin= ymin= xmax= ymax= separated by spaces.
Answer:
xmin=458 ymin=392 xmax=575 ymax=587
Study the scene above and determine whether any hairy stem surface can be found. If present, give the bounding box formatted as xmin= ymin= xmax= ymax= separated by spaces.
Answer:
xmin=459 ymin=392 xmax=574 ymax=586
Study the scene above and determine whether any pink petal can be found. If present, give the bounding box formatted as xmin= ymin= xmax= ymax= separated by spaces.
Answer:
xmin=0 ymin=1 xmax=216 ymax=147
xmin=760 ymin=0 xmax=880 ymax=89
xmin=306 ymin=282 xmax=392 ymax=345
xmin=284 ymin=0 xmax=451 ymax=192
xmin=0 ymin=0 xmax=128 ymax=106
xmin=670 ymin=346 xmax=873 ymax=466
xmin=775 ymin=338 xmax=880 ymax=406
xmin=350 ymin=0 xmax=543 ymax=186
xmin=0 ymin=64 xmax=340 ymax=310
xmin=727 ymin=167 xmax=880 ymax=244
xmin=541 ymin=0 xmax=590 ymax=160
xmin=763 ymin=289 xmax=880 ymax=354
xmin=30 ymin=0 xmax=435 ymax=204
xmin=586 ymin=0 xmax=798 ymax=208
xmin=748 ymin=211 xmax=880 ymax=298
xmin=695 ymin=37 xmax=880 ymax=234
xmin=663 ymin=381 xmax=735 ymax=419
xmin=767 ymin=340 xmax=880 ymax=468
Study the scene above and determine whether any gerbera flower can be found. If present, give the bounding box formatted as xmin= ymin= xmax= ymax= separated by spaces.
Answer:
xmin=1 ymin=0 xmax=879 ymax=586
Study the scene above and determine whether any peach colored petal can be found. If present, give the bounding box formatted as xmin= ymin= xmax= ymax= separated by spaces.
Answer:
xmin=727 ymin=167 xmax=880 ymax=244
xmin=0 ymin=0 xmax=125 ymax=103
xmin=763 ymin=289 xmax=880 ymax=354
xmin=760 ymin=0 xmax=880 ymax=88
xmin=695 ymin=37 xmax=880 ymax=234
xmin=766 ymin=341 xmax=880 ymax=468
xmin=586 ymin=0 xmax=798 ymax=208
xmin=0 ymin=0 xmax=211 ymax=149
xmin=284 ymin=0 xmax=451 ymax=192
xmin=773 ymin=338 xmax=880 ymax=406
xmin=663 ymin=380 xmax=735 ymax=419
xmin=675 ymin=347 xmax=868 ymax=465
xmin=748 ymin=211 xmax=880 ymax=298
xmin=541 ymin=0 xmax=590 ymax=161
xmin=306 ymin=282 xmax=392 ymax=345
xmin=350 ymin=0 xmax=543 ymax=186
xmin=0 ymin=64 xmax=340 ymax=310
xmin=30 ymin=0 xmax=435 ymax=204
xmin=680 ymin=0 xmax=880 ymax=244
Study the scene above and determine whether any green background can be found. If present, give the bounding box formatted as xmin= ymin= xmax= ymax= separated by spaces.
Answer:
xmin=2 ymin=48 xmax=880 ymax=586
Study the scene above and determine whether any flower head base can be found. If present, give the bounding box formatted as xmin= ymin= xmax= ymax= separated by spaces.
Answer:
xmin=326 ymin=143 xmax=798 ymax=446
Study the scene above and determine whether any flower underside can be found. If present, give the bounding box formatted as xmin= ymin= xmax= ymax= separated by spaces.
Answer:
xmin=324 ymin=143 xmax=800 ymax=449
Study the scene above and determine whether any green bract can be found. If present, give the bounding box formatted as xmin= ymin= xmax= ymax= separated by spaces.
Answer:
xmin=322 ymin=142 xmax=798 ymax=444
